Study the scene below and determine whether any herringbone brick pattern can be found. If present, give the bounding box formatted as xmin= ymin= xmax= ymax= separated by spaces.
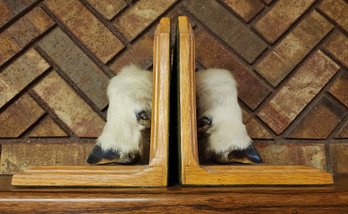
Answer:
xmin=0 ymin=0 xmax=347 ymax=175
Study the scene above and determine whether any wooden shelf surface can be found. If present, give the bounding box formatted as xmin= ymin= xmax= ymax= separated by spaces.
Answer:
xmin=1 ymin=176 xmax=348 ymax=213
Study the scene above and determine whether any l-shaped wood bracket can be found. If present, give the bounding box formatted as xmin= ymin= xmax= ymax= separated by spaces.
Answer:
xmin=176 ymin=16 xmax=333 ymax=186
xmin=11 ymin=18 xmax=171 ymax=187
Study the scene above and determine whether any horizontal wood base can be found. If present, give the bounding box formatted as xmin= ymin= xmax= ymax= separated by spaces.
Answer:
xmin=12 ymin=165 xmax=334 ymax=187
xmin=11 ymin=166 xmax=166 ymax=187
xmin=183 ymin=165 xmax=334 ymax=185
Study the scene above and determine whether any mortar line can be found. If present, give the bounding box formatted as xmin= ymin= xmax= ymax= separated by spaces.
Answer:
xmin=28 ymin=88 xmax=78 ymax=139
xmin=0 ymin=23 xmax=56 ymax=72
xmin=253 ymin=27 xmax=337 ymax=115
xmin=185 ymin=13 xmax=274 ymax=98
xmin=0 ymin=0 xmax=44 ymax=33
xmin=40 ymin=4 xmax=116 ymax=78
xmin=0 ymin=56 xmax=52 ymax=114
xmin=106 ymin=1 xmax=184 ymax=69
xmin=79 ymin=0 xmax=131 ymax=49
xmin=34 ymin=45 xmax=107 ymax=121
xmin=18 ymin=112 xmax=48 ymax=139
xmin=250 ymin=0 xmax=323 ymax=64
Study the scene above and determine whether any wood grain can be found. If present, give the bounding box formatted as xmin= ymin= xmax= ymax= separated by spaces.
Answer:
xmin=177 ymin=16 xmax=333 ymax=186
xmin=1 ymin=176 xmax=348 ymax=213
xmin=11 ymin=18 xmax=171 ymax=187
xmin=177 ymin=16 xmax=200 ymax=169
xmin=185 ymin=165 xmax=333 ymax=185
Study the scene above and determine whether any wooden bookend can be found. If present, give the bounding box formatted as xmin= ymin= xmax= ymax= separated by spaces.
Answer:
xmin=177 ymin=16 xmax=333 ymax=186
xmin=11 ymin=18 xmax=171 ymax=187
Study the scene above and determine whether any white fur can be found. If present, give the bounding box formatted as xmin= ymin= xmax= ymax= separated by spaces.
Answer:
xmin=196 ymin=68 xmax=251 ymax=154
xmin=96 ymin=64 xmax=152 ymax=153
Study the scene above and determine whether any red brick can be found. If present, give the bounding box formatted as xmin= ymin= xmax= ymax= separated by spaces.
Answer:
xmin=255 ymin=143 xmax=327 ymax=171
xmin=329 ymin=71 xmax=348 ymax=108
xmin=223 ymin=0 xmax=264 ymax=22
xmin=45 ymin=0 xmax=124 ymax=63
xmin=330 ymin=143 xmax=348 ymax=174
xmin=323 ymin=32 xmax=348 ymax=68
xmin=0 ymin=31 xmax=20 ymax=66
xmin=110 ymin=8 xmax=183 ymax=73
xmin=113 ymin=0 xmax=176 ymax=41
xmin=29 ymin=116 xmax=67 ymax=137
xmin=288 ymin=97 xmax=346 ymax=139
xmin=0 ymin=49 xmax=50 ymax=108
xmin=253 ymin=0 xmax=315 ymax=43
xmin=0 ymin=0 xmax=36 ymax=27
xmin=246 ymin=117 xmax=273 ymax=139
xmin=185 ymin=0 xmax=267 ymax=63
xmin=243 ymin=110 xmax=273 ymax=139
xmin=255 ymin=11 xmax=333 ymax=86
xmin=38 ymin=28 xmax=109 ymax=109
xmin=0 ymin=7 xmax=53 ymax=66
xmin=27 ymin=6 xmax=55 ymax=32
xmin=319 ymin=0 xmax=348 ymax=32
xmin=110 ymin=32 xmax=153 ymax=74
xmin=242 ymin=109 xmax=252 ymax=122
xmin=7 ymin=15 xmax=38 ymax=47
xmin=339 ymin=124 xmax=348 ymax=138
xmin=258 ymin=51 xmax=339 ymax=134
xmin=33 ymin=71 xmax=105 ymax=137
xmin=87 ymin=0 xmax=127 ymax=20
xmin=8 ymin=7 xmax=54 ymax=46
xmin=195 ymin=30 xmax=270 ymax=109
xmin=0 ymin=94 xmax=44 ymax=138
xmin=0 ymin=142 xmax=94 ymax=174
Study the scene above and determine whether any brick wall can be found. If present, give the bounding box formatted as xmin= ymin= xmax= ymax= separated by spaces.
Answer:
xmin=0 ymin=0 xmax=347 ymax=176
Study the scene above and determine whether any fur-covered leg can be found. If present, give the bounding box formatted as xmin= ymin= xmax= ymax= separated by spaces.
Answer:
xmin=87 ymin=65 xmax=152 ymax=165
xmin=196 ymin=69 xmax=262 ymax=164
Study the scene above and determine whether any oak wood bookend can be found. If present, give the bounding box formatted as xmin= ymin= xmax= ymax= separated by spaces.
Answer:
xmin=11 ymin=18 xmax=171 ymax=187
xmin=176 ymin=16 xmax=333 ymax=186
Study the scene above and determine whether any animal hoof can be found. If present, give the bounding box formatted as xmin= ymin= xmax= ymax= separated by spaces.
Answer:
xmin=87 ymin=145 xmax=139 ymax=165
xmin=213 ymin=144 xmax=262 ymax=164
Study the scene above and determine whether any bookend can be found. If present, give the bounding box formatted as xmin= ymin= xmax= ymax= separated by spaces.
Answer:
xmin=11 ymin=18 xmax=171 ymax=187
xmin=176 ymin=16 xmax=333 ymax=186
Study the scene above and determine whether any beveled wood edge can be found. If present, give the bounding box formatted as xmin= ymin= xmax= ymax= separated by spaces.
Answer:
xmin=177 ymin=16 xmax=334 ymax=186
xmin=11 ymin=18 xmax=171 ymax=187
xmin=12 ymin=167 xmax=165 ymax=187
xmin=183 ymin=165 xmax=334 ymax=185
xmin=24 ymin=165 xmax=146 ymax=171
xmin=18 ymin=165 xmax=147 ymax=174
xmin=177 ymin=16 xmax=199 ymax=172
xmin=177 ymin=16 xmax=199 ymax=185
xmin=149 ymin=17 xmax=170 ymax=169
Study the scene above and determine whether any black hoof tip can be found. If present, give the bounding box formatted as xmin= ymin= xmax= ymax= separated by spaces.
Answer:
xmin=245 ymin=145 xmax=262 ymax=163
